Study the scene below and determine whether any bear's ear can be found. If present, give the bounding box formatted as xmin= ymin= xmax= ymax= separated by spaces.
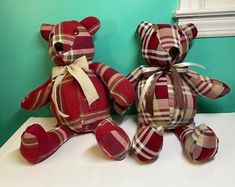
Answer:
xmin=80 ymin=16 xmax=100 ymax=36
xmin=40 ymin=24 xmax=54 ymax=41
xmin=136 ymin=21 xmax=153 ymax=39
xmin=179 ymin=23 xmax=198 ymax=41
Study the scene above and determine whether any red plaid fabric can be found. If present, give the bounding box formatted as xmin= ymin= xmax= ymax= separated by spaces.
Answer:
xmin=89 ymin=62 xmax=136 ymax=115
xmin=132 ymin=125 xmax=163 ymax=162
xmin=95 ymin=119 xmax=130 ymax=160
xmin=20 ymin=18 xmax=136 ymax=164
xmin=128 ymin=22 xmax=230 ymax=162
xmin=44 ymin=19 xmax=99 ymax=66
xmin=21 ymin=78 xmax=53 ymax=110
xmin=174 ymin=124 xmax=219 ymax=161
xmin=182 ymin=71 xmax=230 ymax=98
xmin=128 ymin=65 xmax=201 ymax=130
xmin=20 ymin=124 xmax=75 ymax=164
xmin=136 ymin=22 xmax=197 ymax=67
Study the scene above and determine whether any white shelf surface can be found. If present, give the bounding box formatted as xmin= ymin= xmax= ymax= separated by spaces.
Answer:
xmin=1 ymin=113 xmax=235 ymax=187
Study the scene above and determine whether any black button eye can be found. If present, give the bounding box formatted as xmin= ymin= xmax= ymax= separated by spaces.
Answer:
xmin=169 ymin=47 xmax=180 ymax=59
xmin=74 ymin=31 xmax=79 ymax=35
xmin=54 ymin=42 xmax=64 ymax=52
xmin=49 ymin=33 xmax=54 ymax=39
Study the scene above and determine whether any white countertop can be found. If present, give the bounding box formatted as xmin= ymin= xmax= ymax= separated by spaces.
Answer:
xmin=1 ymin=113 xmax=235 ymax=187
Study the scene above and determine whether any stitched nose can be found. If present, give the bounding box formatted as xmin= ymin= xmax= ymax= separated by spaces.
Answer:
xmin=54 ymin=42 xmax=64 ymax=52
xmin=169 ymin=47 xmax=180 ymax=59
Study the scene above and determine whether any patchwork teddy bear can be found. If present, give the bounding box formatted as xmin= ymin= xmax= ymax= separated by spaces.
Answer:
xmin=20 ymin=17 xmax=136 ymax=164
xmin=127 ymin=21 xmax=230 ymax=162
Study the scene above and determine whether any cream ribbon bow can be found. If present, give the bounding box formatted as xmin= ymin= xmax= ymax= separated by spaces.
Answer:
xmin=139 ymin=62 xmax=205 ymax=114
xmin=52 ymin=56 xmax=99 ymax=118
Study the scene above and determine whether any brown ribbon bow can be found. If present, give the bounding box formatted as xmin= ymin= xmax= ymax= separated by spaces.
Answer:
xmin=142 ymin=66 xmax=188 ymax=116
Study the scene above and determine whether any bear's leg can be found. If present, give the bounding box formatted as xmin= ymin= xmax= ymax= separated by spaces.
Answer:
xmin=174 ymin=123 xmax=219 ymax=162
xmin=95 ymin=118 xmax=130 ymax=160
xmin=132 ymin=123 xmax=164 ymax=162
xmin=20 ymin=124 xmax=76 ymax=164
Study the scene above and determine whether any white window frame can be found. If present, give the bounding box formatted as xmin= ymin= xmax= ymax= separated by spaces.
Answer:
xmin=174 ymin=0 xmax=235 ymax=38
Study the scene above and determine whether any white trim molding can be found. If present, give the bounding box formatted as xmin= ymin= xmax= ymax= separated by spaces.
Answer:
xmin=174 ymin=0 xmax=235 ymax=38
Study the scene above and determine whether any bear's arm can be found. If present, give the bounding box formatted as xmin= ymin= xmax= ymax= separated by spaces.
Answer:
xmin=182 ymin=71 xmax=230 ymax=98
xmin=89 ymin=62 xmax=136 ymax=115
xmin=21 ymin=78 xmax=53 ymax=110
xmin=126 ymin=65 xmax=145 ymax=89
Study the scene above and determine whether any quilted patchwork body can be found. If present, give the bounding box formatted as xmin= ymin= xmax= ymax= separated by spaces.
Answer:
xmin=137 ymin=73 xmax=196 ymax=130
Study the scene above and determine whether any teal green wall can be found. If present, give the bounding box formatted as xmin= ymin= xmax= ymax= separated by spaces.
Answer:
xmin=0 ymin=0 xmax=234 ymax=146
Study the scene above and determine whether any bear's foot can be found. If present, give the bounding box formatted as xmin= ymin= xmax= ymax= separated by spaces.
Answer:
xmin=20 ymin=124 xmax=75 ymax=164
xmin=132 ymin=125 xmax=164 ymax=162
xmin=95 ymin=119 xmax=130 ymax=160
xmin=175 ymin=124 xmax=219 ymax=162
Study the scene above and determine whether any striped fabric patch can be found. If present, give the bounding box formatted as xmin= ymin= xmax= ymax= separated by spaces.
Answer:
xmin=90 ymin=62 xmax=136 ymax=115
xmin=95 ymin=119 xmax=130 ymax=160
xmin=137 ymin=22 xmax=189 ymax=67
xmin=48 ymin=21 xmax=95 ymax=65
xmin=184 ymin=124 xmax=219 ymax=161
xmin=182 ymin=71 xmax=230 ymax=98
xmin=21 ymin=133 xmax=38 ymax=148
xmin=132 ymin=126 xmax=163 ymax=162
xmin=49 ymin=127 xmax=68 ymax=145
xmin=21 ymin=78 xmax=53 ymax=111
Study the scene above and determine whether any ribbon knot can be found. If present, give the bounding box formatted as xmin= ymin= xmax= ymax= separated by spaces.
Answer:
xmin=139 ymin=62 xmax=205 ymax=116
xmin=161 ymin=66 xmax=170 ymax=74
xmin=51 ymin=56 xmax=99 ymax=118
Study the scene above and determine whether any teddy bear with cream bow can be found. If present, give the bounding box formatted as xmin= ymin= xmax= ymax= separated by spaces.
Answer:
xmin=127 ymin=21 xmax=230 ymax=162
xmin=20 ymin=17 xmax=136 ymax=164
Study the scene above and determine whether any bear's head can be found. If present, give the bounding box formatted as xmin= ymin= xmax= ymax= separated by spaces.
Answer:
xmin=137 ymin=21 xmax=198 ymax=67
xmin=40 ymin=17 xmax=100 ymax=66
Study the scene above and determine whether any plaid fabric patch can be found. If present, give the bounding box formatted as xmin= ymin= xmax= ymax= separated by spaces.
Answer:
xmin=182 ymin=70 xmax=230 ymax=98
xmin=48 ymin=70 xmax=112 ymax=132
xmin=184 ymin=124 xmax=219 ymax=161
xmin=90 ymin=62 xmax=136 ymax=115
xmin=174 ymin=123 xmax=196 ymax=143
xmin=137 ymin=22 xmax=191 ymax=67
xmin=20 ymin=124 xmax=75 ymax=164
xmin=48 ymin=21 xmax=95 ymax=66
xmin=21 ymin=78 xmax=53 ymax=110
xmin=132 ymin=125 xmax=164 ymax=162
xmin=127 ymin=66 xmax=198 ymax=130
xmin=174 ymin=123 xmax=219 ymax=161
xmin=127 ymin=66 xmax=229 ymax=131
xmin=95 ymin=119 xmax=130 ymax=160
xmin=179 ymin=23 xmax=198 ymax=41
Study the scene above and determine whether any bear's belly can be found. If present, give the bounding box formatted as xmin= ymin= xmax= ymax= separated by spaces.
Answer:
xmin=51 ymin=72 xmax=111 ymax=132
xmin=137 ymin=74 xmax=197 ymax=130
